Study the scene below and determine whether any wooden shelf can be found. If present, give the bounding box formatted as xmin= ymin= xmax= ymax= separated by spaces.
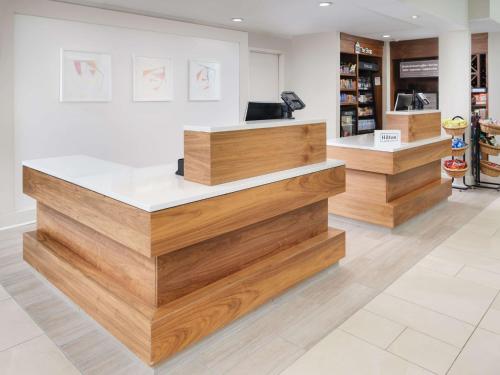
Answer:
xmin=340 ymin=88 xmax=357 ymax=92
xmin=340 ymin=73 xmax=356 ymax=77
xmin=340 ymin=103 xmax=357 ymax=106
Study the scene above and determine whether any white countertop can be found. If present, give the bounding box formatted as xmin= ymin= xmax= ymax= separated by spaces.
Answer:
xmin=327 ymin=133 xmax=451 ymax=152
xmin=386 ymin=110 xmax=440 ymax=116
xmin=184 ymin=119 xmax=325 ymax=133
xmin=23 ymin=155 xmax=344 ymax=212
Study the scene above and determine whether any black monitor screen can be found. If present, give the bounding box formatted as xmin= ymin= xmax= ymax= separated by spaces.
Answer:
xmin=395 ymin=93 xmax=414 ymax=111
xmin=245 ymin=102 xmax=283 ymax=121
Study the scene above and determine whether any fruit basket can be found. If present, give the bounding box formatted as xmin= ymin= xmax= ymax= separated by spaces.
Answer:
xmin=443 ymin=159 xmax=468 ymax=178
xmin=480 ymin=160 xmax=500 ymax=177
xmin=451 ymin=138 xmax=468 ymax=157
xmin=442 ymin=118 xmax=468 ymax=136
xmin=479 ymin=141 xmax=500 ymax=156
xmin=479 ymin=120 xmax=500 ymax=135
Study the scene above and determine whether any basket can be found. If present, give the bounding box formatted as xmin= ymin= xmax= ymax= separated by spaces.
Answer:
xmin=443 ymin=165 xmax=469 ymax=178
xmin=451 ymin=145 xmax=468 ymax=157
xmin=479 ymin=141 xmax=500 ymax=156
xmin=479 ymin=121 xmax=500 ymax=135
xmin=442 ymin=125 xmax=467 ymax=136
xmin=480 ymin=161 xmax=500 ymax=177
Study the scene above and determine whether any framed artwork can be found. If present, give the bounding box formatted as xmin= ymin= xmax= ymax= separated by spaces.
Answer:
xmin=133 ymin=56 xmax=173 ymax=102
xmin=60 ymin=49 xmax=112 ymax=102
xmin=189 ymin=60 xmax=221 ymax=101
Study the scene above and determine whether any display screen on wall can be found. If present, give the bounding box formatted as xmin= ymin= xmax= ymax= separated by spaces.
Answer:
xmin=400 ymin=60 xmax=439 ymax=78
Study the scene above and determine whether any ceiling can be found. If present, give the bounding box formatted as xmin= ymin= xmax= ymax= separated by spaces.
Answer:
xmin=55 ymin=0 xmax=484 ymax=41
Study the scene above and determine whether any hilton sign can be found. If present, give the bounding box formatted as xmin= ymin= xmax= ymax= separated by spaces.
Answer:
xmin=355 ymin=41 xmax=373 ymax=55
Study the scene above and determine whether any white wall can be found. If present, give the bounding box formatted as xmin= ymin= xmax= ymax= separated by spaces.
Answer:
xmin=439 ymin=30 xmax=472 ymax=182
xmin=14 ymin=15 xmax=240 ymax=210
xmin=290 ymin=32 xmax=340 ymax=138
xmin=0 ymin=0 xmax=249 ymax=228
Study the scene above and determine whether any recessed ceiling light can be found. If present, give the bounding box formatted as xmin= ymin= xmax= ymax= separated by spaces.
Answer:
xmin=411 ymin=15 xmax=419 ymax=19
xmin=319 ymin=2 xmax=333 ymax=7
xmin=231 ymin=18 xmax=243 ymax=22
xmin=382 ymin=34 xmax=391 ymax=38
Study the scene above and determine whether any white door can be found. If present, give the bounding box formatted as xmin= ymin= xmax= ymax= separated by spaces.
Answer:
xmin=249 ymin=51 xmax=280 ymax=102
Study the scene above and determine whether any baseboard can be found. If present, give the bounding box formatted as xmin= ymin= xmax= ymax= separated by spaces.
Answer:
xmin=0 ymin=208 xmax=36 ymax=231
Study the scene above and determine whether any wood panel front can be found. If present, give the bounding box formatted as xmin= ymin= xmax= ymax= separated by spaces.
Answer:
xmin=156 ymin=201 xmax=327 ymax=304
xmin=385 ymin=112 xmax=441 ymax=142
xmin=390 ymin=38 xmax=439 ymax=60
xmin=327 ymin=140 xmax=450 ymax=175
xmin=37 ymin=203 xmax=157 ymax=307
xmin=387 ymin=161 xmax=441 ymax=201
xmin=340 ymin=33 xmax=384 ymax=57
xmin=23 ymin=167 xmax=151 ymax=257
xmin=151 ymin=166 xmax=345 ymax=257
xmin=151 ymin=228 xmax=345 ymax=363
xmin=184 ymin=123 xmax=326 ymax=185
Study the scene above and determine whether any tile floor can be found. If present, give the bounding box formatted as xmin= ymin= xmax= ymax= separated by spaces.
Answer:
xmin=0 ymin=189 xmax=499 ymax=374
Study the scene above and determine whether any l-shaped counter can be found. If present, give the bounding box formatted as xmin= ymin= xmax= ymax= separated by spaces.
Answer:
xmin=21 ymin=114 xmax=452 ymax=365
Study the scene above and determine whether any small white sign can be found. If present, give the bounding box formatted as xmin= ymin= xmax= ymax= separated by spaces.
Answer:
xmin=374 ymin=130 xmax=401 ymax=149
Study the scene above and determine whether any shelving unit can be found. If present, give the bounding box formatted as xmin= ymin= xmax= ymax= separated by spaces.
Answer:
xmin=339 ymin=34 xmax=383 ymax=138
xmin=471 ymin=33 xmax=488 ymax=119
xmin=471 ymin=116 xmax=500 ymax=191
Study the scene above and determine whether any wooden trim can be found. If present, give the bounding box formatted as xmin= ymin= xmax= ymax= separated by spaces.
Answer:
xmin=385 ymin=112 xmax=441 ymax=142
xmin=151 ymin=166 xmax=345 ymax=256
xmin=386 ymin=161 xmax=441 ymax=201
xmin=23 ymin=167 xmax=152 ymax=257
xmin=184 ymin=123 xmax=327 ymax=185
xmin=390 ymin=38 xmax=438 ymax=60
xmin=472 ymin=33 xmax=488 ymax=55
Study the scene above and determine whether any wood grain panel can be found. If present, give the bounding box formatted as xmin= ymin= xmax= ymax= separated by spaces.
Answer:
xmin=394 ymin=139 xmax=451 ymax=173
xmin=184 ymin=123 xmax=326 ymax=185
xmin=341 ymin=169 xmax=387 ymax=203
xmin=156 ymin=201 xmax=328 ymax=304
xmin=472 ymin=33 xmax=488 ymax=55
xmin=329 ymin=178 xmax=451 ymax=227
xmin=328 ymin=146 xmax=395 ymax=174
xmin=385 ymin=112 xmax=441 ymax=142
xmin=151 ymin=228 xmax=345 ymax=364
xmin=387 ymin=161 xmax=441 ymax=201
xmin=391 ymin=179 xmax=452 ymax=225
xmin=340 ymin=33 xmax=384 ymax=56
xmin=151 ymin=167 xmax=345 ymax=257
xmin=23 ymin=231 xmax=154 ymax=363
xmin=37 ymin=203 xmax=157 ymax=306
xmin=390 ymin=38 xmax=438 ymax=60
xmin=23 ymin=167 xmax=151 ymax=257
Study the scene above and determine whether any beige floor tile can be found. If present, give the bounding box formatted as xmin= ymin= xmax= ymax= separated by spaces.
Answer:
xmin=388 ymin=328 xmax=460 ymax=374
xmin=479 ymin=308 xmax=500 ymax=335
xmin=0 ymin=285 xmax=9 ymax=301
xmin=417 ymin=255 xmax=463 ymax=276
xmin=492 ymin=294 xmax=500 ymax=311
xmin=461 ymin=221 xmax=500 ymax=237
xmin=0 ymin=335 xmax=79 ymax=375
xmin=339 ymin=309 xmax=405 ymax=349
xmin=443 ymin=230 xmax=500 ymax=260
xmin=448 ymin=328 xmax=500 ymax=375
xmin=385 ymin=266 xmax=497 ymax=325
xmin=222 ymin=336 xmax=304 ymax=375
xmin=281 ymin=329 xmax=432 ymax=375
xmin=0 ymin=299 xmax=43 ymax=351
xmin=456 ymin=266 xmax=500 ymax=290
xmin=364 ymin=293 xmax=474 ymax=348
xmin=431 ymin=245 xmax=500 ymax=275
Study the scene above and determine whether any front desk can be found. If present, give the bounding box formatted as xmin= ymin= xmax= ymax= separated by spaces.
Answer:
xmin=328 ymin=111 xmax=452 ymax=228
xmin=22 ymin=119 xmax=346 ymax=365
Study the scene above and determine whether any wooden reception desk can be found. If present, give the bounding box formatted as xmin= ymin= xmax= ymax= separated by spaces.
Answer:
xmin=22 ymin=119 xmax=346 ymax=365
xmin=328 ymin=111 xmax=452 ymax=228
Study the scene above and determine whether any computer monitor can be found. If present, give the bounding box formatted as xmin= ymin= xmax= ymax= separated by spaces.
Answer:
xmin=395 ymin=93 xmax=414 ymax=111
xmin=245 ymin=102 xmax=283 ymax=121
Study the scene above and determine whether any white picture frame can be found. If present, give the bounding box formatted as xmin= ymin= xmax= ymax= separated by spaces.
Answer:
xmin=189 ymin=59 xmax=221 ymax=101
xmin=60 ymin=49 xmax=112 ymax=102
xmin=133 ymin=56 xmax=173 ymax=102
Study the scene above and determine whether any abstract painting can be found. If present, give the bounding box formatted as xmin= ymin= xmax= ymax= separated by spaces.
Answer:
xmin=60 ymin=49 xmax=112 ymax=102
xmin=133 ymin=56 xmax=173 ymax=101
xmin=189 ymin=60 xmax=221 ymax=101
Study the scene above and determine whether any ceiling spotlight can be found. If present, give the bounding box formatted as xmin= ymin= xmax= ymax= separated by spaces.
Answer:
xmin=382 ymin=34 xmax=391 ymax=38
xmin=319 ymin=2 xmax=333 ymax=6
xmin=231 ymin=18 xmax=243 ymax=22
xmin=411 ymin=15 xmax=419 ymax=19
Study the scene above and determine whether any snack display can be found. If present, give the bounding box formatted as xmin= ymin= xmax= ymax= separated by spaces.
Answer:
xmin=444 ymin=159 xmax=467 ymax=170
xmin=442 ymin=118 xmax=467 ymax=136
xmin=452 ymin=138 xmax=466 ymax=149
xmin=480 ymin=160 xmax=500 ymax=177
xmin=451 ymin=138 xmax=468 ymax=157
xmin=479 ymin=119 xmax=500 ymax=135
